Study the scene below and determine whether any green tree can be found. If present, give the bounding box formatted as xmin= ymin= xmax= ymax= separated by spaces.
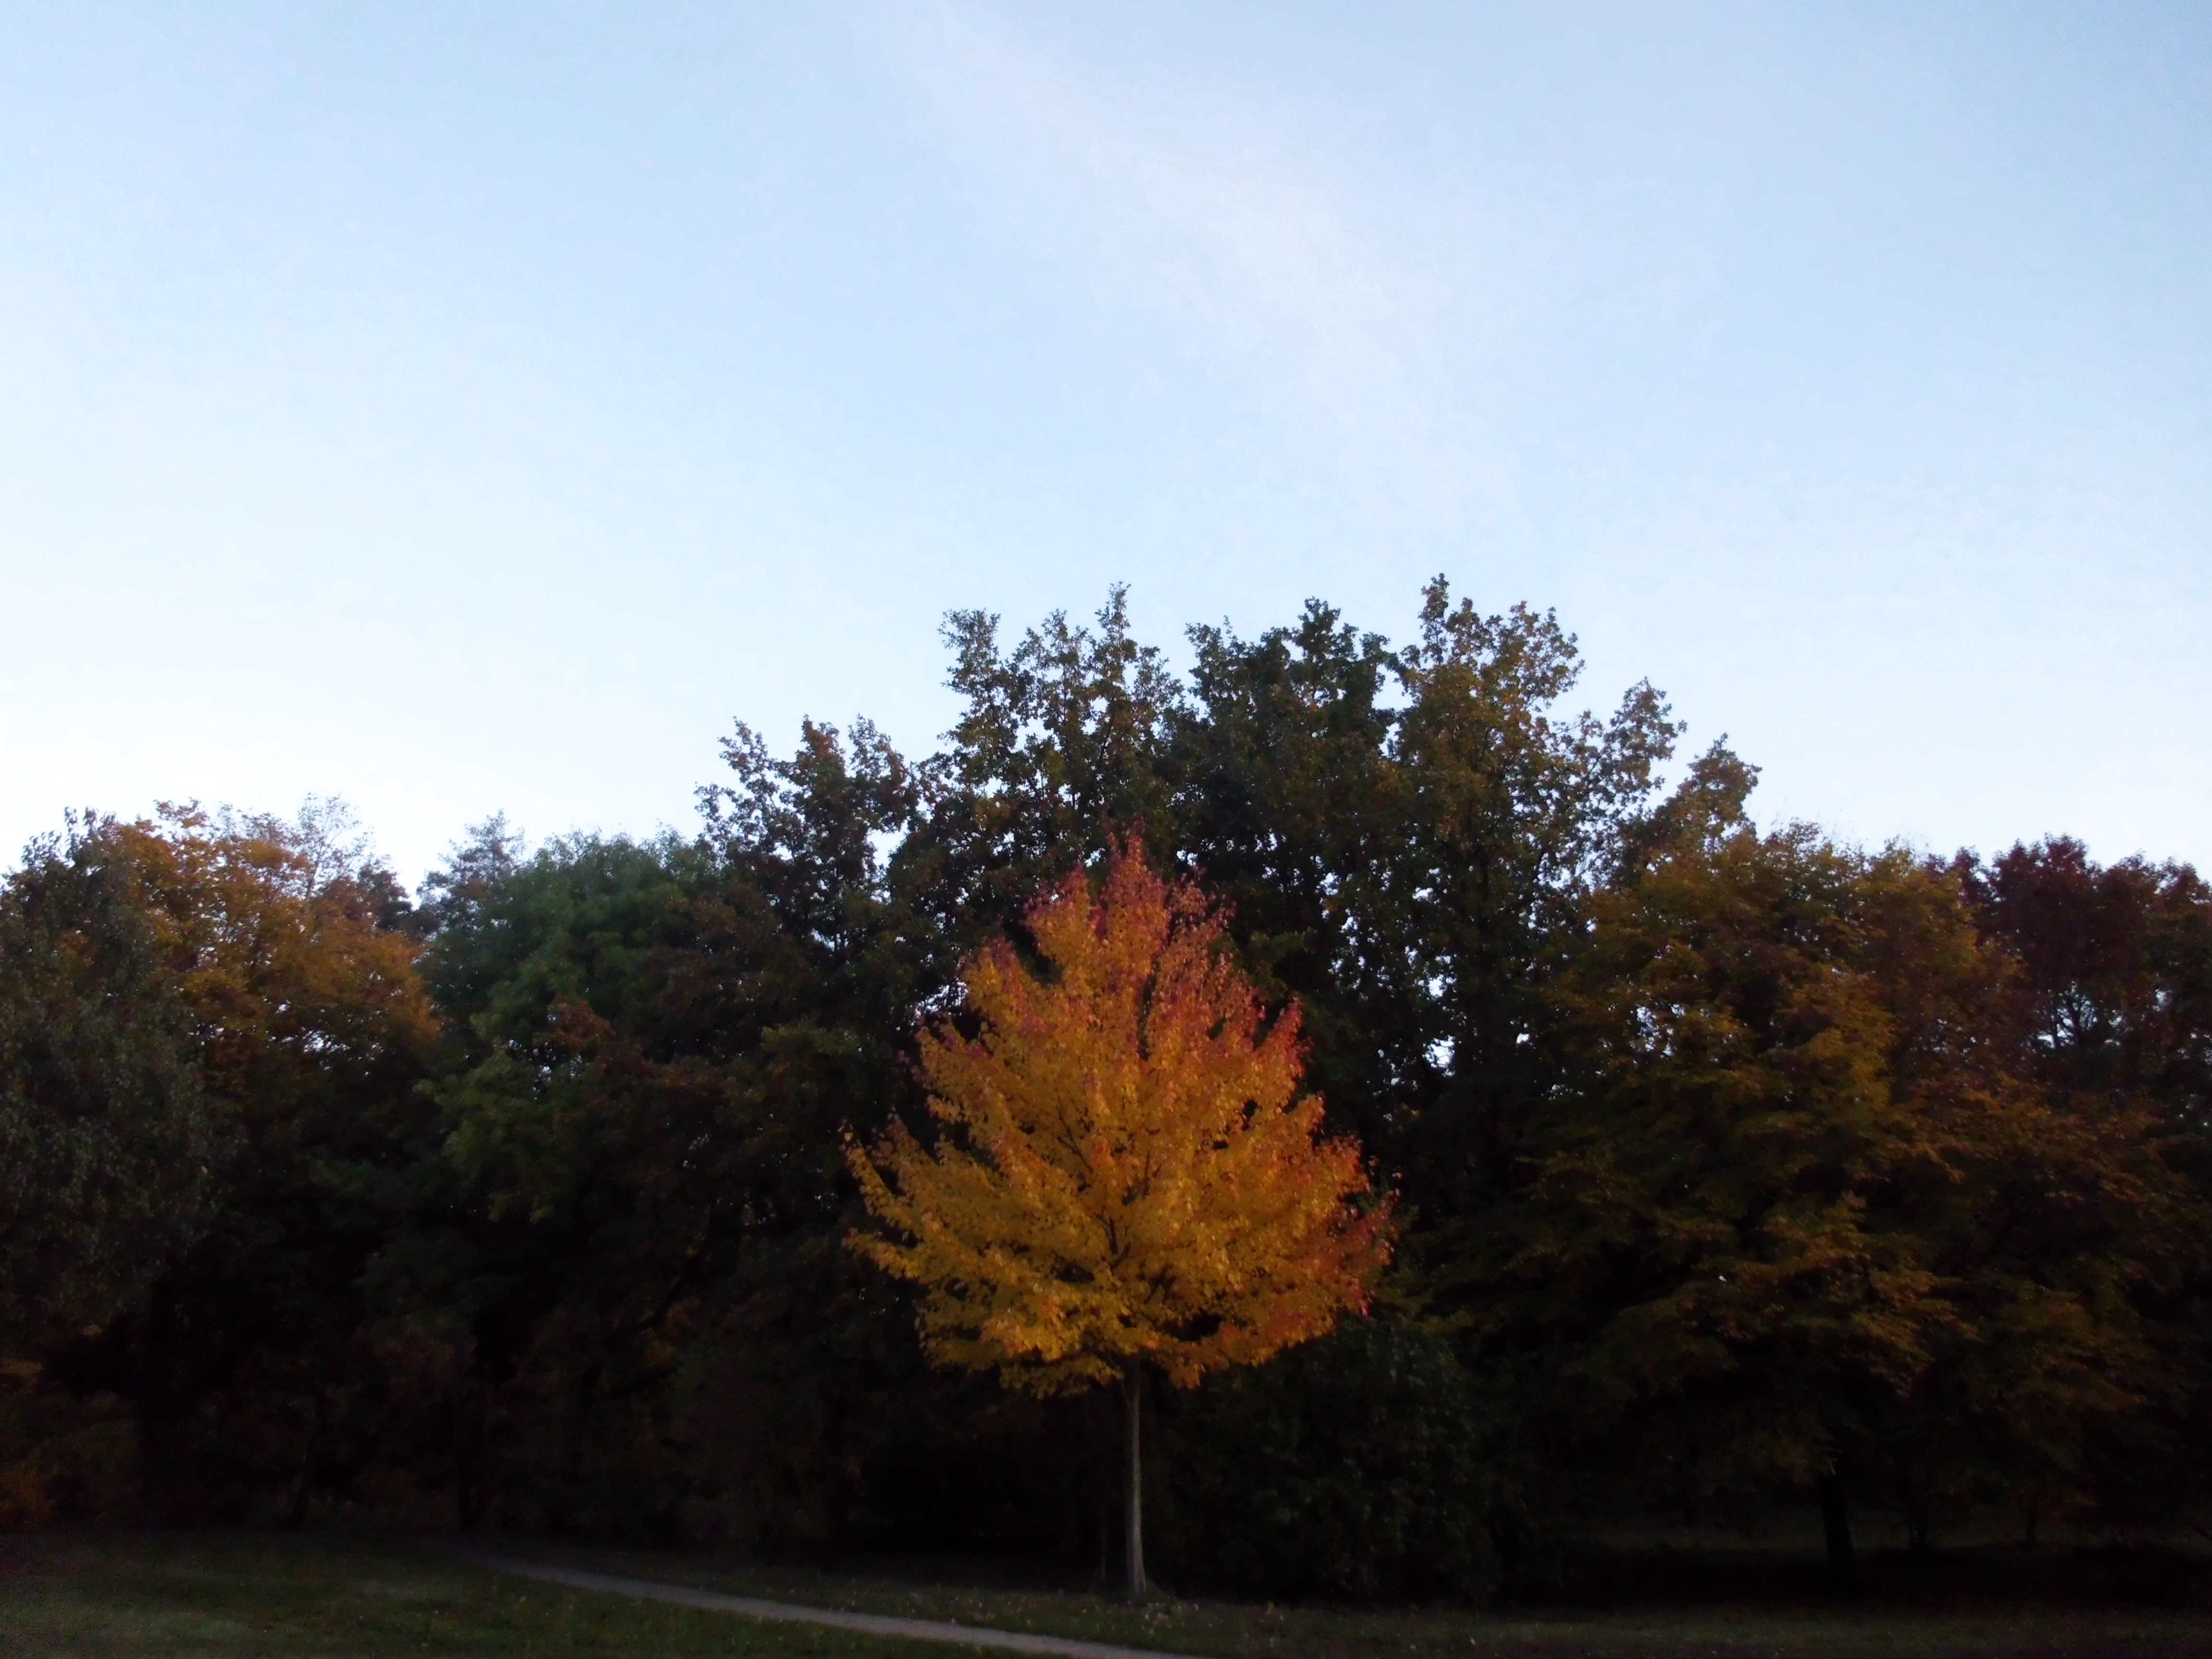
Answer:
xmin=903 ymin=588 xmax=1184 ymax=952
xmin=44 ymin=803 xmax=439 ymax=1521
xmin=1156 ymin=1317 xmax=1498 ymax=1600
xmin=1170 ymin=582 xmax=1736 ymax=1232
xmin=1955 ymin=837 xmax=2212 ymax=1532
xmin=1960 ymin=837 xmax=2212 ymax=1132
xmin=1489 ymin=828 xmax=2188 ymax=1578
xmin=414 ymin=722 xmax=938 ymax=1539
xmin=0 ymin=818 xmax=221 ymax=1354
xmin=1168 ymin=604 xmax=1416 ymax=1169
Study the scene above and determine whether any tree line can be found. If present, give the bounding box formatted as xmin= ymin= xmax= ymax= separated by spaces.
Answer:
xmin=2 ymin=579 xmax=2207 ymax=1598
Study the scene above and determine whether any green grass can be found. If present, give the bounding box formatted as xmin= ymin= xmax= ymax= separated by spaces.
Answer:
xmin=0 ymin=1534 xmax=957 ymax=1658
xmin=5 ymin=1532 xmax=2208 ymax=1658
xmin=510 ymin=1539 xmax=2212 ymax=1657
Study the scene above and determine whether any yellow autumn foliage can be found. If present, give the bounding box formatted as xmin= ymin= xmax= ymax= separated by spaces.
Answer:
xmin=848 ymin=840 xmax=1390 ymax=1394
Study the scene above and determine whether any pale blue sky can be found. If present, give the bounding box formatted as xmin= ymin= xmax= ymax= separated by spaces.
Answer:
xmin=4 ymin=3 xmax=2207 ymax=883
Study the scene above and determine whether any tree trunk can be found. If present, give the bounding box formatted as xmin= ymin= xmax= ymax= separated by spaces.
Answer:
xmin=451 ymin=1366 xmax=483 ymax=1531
xmin=283 ymin=1390 xmax=327 ymax=1529
xmin=1123 ymin=1368 xmax=1146 ymax=1601
xmin=1901 ymin=1476 xmax=1932 ymax=1554
xmin=1817 ymin=1471 xmax=1859 ymax=1591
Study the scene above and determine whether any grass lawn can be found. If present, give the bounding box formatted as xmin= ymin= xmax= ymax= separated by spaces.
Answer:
xmin=460 ymin=1538 xmax=2212 ymax=1658
xmin=5 ymin=1532 xmax=2208 ymax=1658
xmin=0 ymin=1534 xmax=954 ymax=1658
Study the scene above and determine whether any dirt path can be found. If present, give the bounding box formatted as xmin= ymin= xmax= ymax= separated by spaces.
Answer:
xmin=449 ymin=1550 xmax=1205 ymax=1659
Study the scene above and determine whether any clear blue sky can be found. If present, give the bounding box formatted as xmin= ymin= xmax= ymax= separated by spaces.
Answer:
xmin=5 ymin=3 xmax=2207 ymax=883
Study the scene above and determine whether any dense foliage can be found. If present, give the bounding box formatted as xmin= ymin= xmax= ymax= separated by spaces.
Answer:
xmin=851 ymin=841 xmax=1392 ymax=1595
xmin=2 ymin=580 xmax=2207 ymax=1599
xmin=850 ymin=841 xmax=1388 ymax=1396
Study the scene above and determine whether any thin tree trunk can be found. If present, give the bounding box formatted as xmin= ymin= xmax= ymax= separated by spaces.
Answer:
xmin=451 ymin=1361 xmax=483 ymax=1531
xmin=1901 ymin=1475 xmax=1931 ymax=1554
xmin=284 ymin=1390 xmax=327 ymax=1529
xmin=1817 ymin=1471 xmax=1859 ymax=1591
xmin=1094 ymin=1385 xmax=1113 ymax=1594
xmin=1123 ymin=1368 xmax=1146 ymax=1601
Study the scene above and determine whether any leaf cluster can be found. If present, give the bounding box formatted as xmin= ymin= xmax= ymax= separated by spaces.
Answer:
xmin=849 ymin=842 xmax=1389 ymax=1393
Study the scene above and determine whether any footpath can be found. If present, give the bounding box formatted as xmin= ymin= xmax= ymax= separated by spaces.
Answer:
xmin=451 ymin=1550 xmax=1205 ymax=1659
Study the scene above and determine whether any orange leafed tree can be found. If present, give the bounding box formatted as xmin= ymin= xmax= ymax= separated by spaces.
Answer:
xmin=847 ymin=840 xmax=1390 ymax=1597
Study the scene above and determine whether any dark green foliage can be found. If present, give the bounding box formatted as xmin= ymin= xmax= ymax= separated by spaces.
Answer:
xmin=1960 ymin=836 xmax=2212 ymax=1133
xmin=1156 ymin=1319 xmax=1498 ymax=1602
xmin=41 ymin=807 xmax=442 ymax=1523
xmin=1954 ymin=838 xmax=2212 ymax=1535
xmin=0 ymin=820 xmax=219 ymax=1352
xmin=399 ymin=720 xmax=947 ymax=1540
xmin=1170 ymin=585 xmax=1731 ymax=1230
xmin=902 ymin=589 xmax=1183 ymax=951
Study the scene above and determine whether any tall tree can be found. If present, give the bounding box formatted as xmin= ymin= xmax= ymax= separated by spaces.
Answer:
xmin=1382 ymin=583 xmax=1683 ymax=1219
xmin=1486 ymin=827 xmax=2188 ymax=1578
xmin=1170 ymin=582 xmax=1730 ymax=1232
xmin=1960 ymin=838 xmax=2212 ymax=1133
xmin=848 ymin=842 xmax=1391 ymax=1597
xmin=0 ymin=818 xmax=221 ymax=1354
xmin=43 ymin=803 xmax=438 ymax=1520
xmin=904 ymin=589 xmax=1185 ymax=952
xmin=413 ymin=722 xmax=938 ymax=1539
xmin=1955 ymin=838 xmax=2212 ymax=1527
xmin=1169 ymin=603 xmax=1415 ymax=1164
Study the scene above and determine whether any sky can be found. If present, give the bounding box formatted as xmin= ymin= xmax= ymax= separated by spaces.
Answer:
xmin=3 ymin=2 xmax=2207 ymax=885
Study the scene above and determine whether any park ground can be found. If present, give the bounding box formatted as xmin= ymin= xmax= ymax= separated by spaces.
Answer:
xmin=4 ymin=1532 xmax=2210 ymax=1658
